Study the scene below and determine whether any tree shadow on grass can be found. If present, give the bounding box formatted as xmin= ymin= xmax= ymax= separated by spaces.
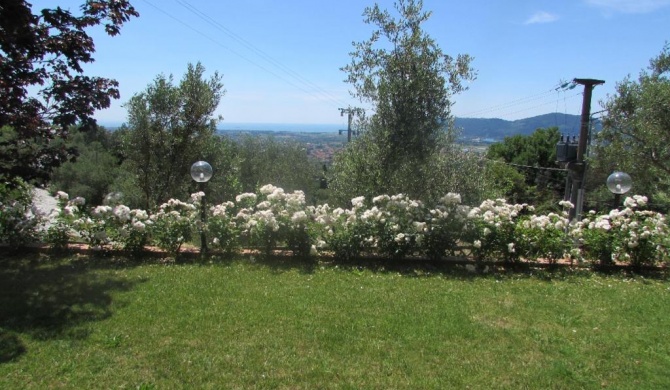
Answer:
xmin=0 ymin=252 xmax=146 ymax=362
xmin=214 ymin=252 xmax=317 ymax=275
xmin=240 ymin=254 xmax=669 ymax=282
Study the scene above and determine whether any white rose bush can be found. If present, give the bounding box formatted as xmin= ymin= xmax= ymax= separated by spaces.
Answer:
xmin=513 ymin=201 xmax=573 ymax=265
xmin=571 ymin=195 xmax=669 ymax=268
xmin=463 ymin=198 xmax=528 ymax=263
xmin=28 ymin=186 xmax=670 ymax=268
xmin=149 ymin=198 xmax=198 ymax=256
xmin=46 ymin=194 xmax=150 ymax=254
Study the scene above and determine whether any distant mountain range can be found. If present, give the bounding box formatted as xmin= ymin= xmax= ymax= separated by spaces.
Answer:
xmin=454 ymin=113 xmax=599 ymax=140
xmin=104 ymin=113 xmax=600 ymax=142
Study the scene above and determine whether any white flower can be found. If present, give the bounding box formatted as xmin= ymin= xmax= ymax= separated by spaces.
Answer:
xmin=623 ymin=197 xmax=637 ymax=208
xmin=267 ymin=188 xmax=285 ymax=201
xmin=71 ymin=197 xmax=85 ymax=206
xmin=291 ymin=211 xmax=308 ymax=224
xmin=64 ymin=205 xmax=78 ymax=216
xmin=132 ymin=221 xmax=146 ymax=232
xmin=256 ymin=201 xmax=271 ymax=210
xmin=235 ymin=192 xmax=257 ymax=203
xmin=259 ymin=184 xmax=277 ymax=195
xmin=507 ymin=243 xmax=515 ymax=253
xmin=633 ymin=195 xmax=648 ymax=207
xmin=131 ymin=209 xmax=149 ymax=220
xmin=286 ymin=191 xmax=306 ymax=207
xmin=351 ymin=196 xmax=365 ymax=208
xmin=559 ymin=200 xmax=574 ymax=209
xmin=113 ymin=205 xmax=131 ymax=221
xmin=373 ymin=195 xmax=389 ymax=204
xmin=413 ymin=221 xmax=426 ymax=233
xmin=190 ymin=191 xmax=205 ymax=203
xmin=473 ymin=240 xmax=482 ymax=249
xmin=394 ymin=233 xmax=406 ymax=243
xmin=440 ymin=193 xmax=461 ymax=206
xmin=91 ymin=206 xmax=112 ymax=217
xmin=55 ymin=191 xmax=69 ymax=201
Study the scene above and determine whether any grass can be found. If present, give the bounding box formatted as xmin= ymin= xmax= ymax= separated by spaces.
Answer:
xmin=1 ymin=253 xmax=669 ymax=389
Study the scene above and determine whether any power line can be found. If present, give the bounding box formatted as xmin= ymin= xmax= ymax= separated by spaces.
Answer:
xmin=459 ymin=80 xmax=584 ymax=120
xmin=495 ymin=92 xmax=583 ymax=120
xmin=174 ymin=0 xmax=351 ymax=109
xmin=139 ymin=0 xmax=350 ymax=112
xmin=484 ymin=158 xmax=568 ymax=172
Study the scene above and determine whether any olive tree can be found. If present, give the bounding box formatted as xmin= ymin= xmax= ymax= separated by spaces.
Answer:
xmin=590 ymin=43 xmax=670 ymax=208
xmin=330 ymin=0 xmax=479 ymax=203
xmin=121 ymin=62 xmax=227 ymax=209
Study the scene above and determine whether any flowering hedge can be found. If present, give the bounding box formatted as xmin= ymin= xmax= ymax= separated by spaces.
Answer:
xmin=0 ymin=177 xmax=43 ymax=249
xmin=21 ymin=186 xmax=670 ymax=266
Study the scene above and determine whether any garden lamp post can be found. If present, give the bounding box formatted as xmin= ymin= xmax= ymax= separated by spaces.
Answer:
xmin=191 ymin=161 xmax=213 ymax=255
xmin=606 ymin=171 xmax=632 ymax=209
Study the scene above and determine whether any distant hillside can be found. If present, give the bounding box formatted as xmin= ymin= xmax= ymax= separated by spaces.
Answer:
xmin=454 ymin=113 xmax=596 ymax=140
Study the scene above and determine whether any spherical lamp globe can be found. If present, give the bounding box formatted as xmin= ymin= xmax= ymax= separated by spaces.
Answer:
xmin=190 ymin=161 xmax=213 ymax=183
xmin=606 ymin=171 xmax=632 ymax=195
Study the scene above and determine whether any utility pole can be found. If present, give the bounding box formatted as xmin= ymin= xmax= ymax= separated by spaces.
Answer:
xmin=338 ymin=107 xmax=364 ymax=142
xmin=567 ymin=78 xmax=605 ymax=221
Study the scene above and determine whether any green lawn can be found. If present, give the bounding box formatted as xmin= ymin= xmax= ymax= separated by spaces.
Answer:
xmin=1 ymin=253 xmax=669 ymax=389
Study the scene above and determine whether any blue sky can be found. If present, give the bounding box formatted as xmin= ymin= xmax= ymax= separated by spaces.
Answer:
xmin=30 ymin=0 xmax=670 ymax=127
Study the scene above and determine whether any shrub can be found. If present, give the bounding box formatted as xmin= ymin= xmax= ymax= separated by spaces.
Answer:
xmin=515 ymin=205 xmax=571 ymax=264
xmin=44 ymin=191 xmax=81 ymax=250
xmin=149 ymin=198 xmax=197 ymax=256
xmin=423 ymin=193 xmax=468 ymax=260
xmin=0 ymin=176 xmax=42 ymax=248
xmin=572 ymin=196 xmax=670 ymax=267
xmin=208 ymin=201 xmax=239 ymax=255
xmin=464 ymin=198 xmax=527 ymax=263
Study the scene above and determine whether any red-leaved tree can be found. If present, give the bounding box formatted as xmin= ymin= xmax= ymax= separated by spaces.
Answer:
xmin=0 ymin=0 xmax=138 ymax=183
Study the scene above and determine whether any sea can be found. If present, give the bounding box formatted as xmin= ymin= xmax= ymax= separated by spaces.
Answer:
xmin=100 ymin=121 xmax=345 ymax=134
xmin=217 ymin=122 xmax=343 ymax=133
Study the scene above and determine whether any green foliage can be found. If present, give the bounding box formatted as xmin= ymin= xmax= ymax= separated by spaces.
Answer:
xmin=330 ymin=131 xmax=492 ymax=206
xmin=486 ymin=127 xmax=565 ymax=210
xmin=514 ymin=206 xmax=573 ymax=264
xmin=322 ymin=204 xmax=369 ymax=261
xmin=148 ymin=199 xmax=197 ymax=257
xmin=0 ymin=1 xmax=137 ymax=183
xmin=572 ymin=196 xmax=670 ymax=268
xmin=235 ymin=135 xmax=320 ymax=201
xmin=42 ymin=185 xmax=670 ymax=266
xmin=50 ymin=126 xmax=122 ymax=206
xmin=121 ymin=62 xmax=226 ymax=209
xmin=197 ymin=135 xmax=241 ymax=206
xmin=44 ymin=192 xmax=78 ymax=250
xmin=591 ymin=43 xmax=670 ymax=206
xmin=463 ymin=199 xmax=528 ymax=263
xmin=207 ymin=201 xmax=239 ymax=255
xmin=423 ymin=193 xmax=467 ymax=260
xmin=335 ymin=0 xmax=477 ymax=204
xmin=0 ymin=175 xmax=41 ymax=248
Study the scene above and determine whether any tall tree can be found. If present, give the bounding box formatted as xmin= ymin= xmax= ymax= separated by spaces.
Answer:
xmin=591 ymin=43 xmax=670 ymax=204
xmin=0 ymin=0 xmax=138 ymax=183
xmin=121 ymin=63 xmax=226 ymax=209
xmin=486 ymin=127 xmax=565 ymax=209
xmin=332 ymin=0 xmax=477 ymax=202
